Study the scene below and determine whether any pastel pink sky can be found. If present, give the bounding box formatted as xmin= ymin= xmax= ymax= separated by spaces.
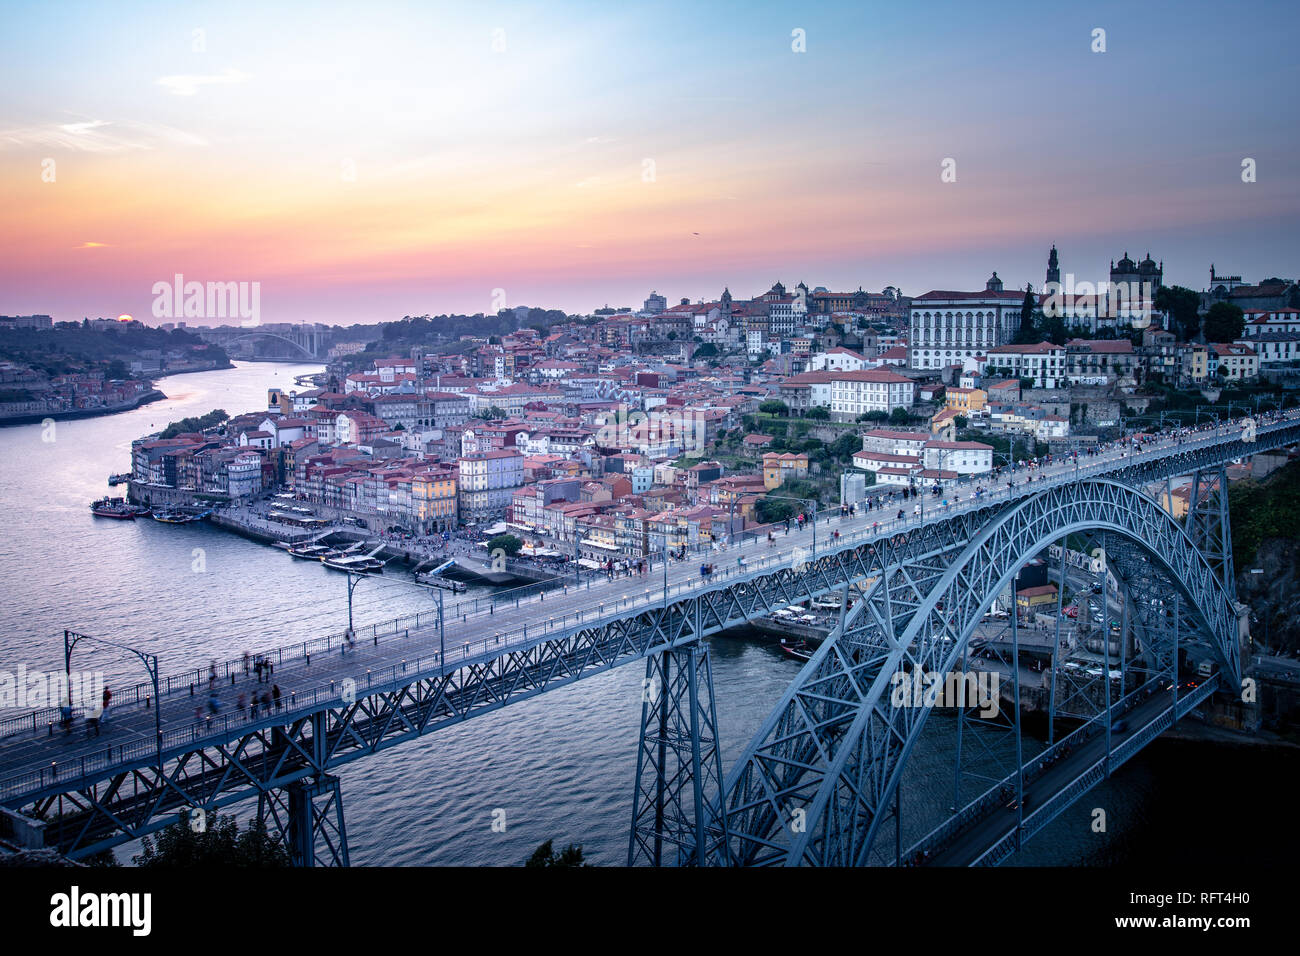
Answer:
xmin=3 ymin=1 xmax=1297 ymax=324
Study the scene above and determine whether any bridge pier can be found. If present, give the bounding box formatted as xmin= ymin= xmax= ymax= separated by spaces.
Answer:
xmin=259 ymin=774 xmax=349 ymax=867
xmin=627 ymin=642 xmax=726 ymax=866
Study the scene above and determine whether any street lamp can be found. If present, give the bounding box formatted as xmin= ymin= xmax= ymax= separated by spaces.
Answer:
xmin=345 ymin=570 xmax=366 ymax=634
xmin=64 ymin=630 xmax=162 ymax=773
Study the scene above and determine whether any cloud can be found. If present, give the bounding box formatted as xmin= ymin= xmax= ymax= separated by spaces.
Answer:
xmin=156 ymin=68 xmax=252 ymax=96
xmin=0 ymin=117 xmax=208 ymax=152
xmin=75 ymin=241 xmax=110 ymax=249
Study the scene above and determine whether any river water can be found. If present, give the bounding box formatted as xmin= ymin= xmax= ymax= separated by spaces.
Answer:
xmin=0 ymin=361 xmax=1289 ymax=866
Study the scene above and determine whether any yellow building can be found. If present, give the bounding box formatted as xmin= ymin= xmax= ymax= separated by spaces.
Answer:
xmin=945 ymin=387 xmax=987 ymax=414
xmin=762 ymin=452 xmax=809 ymax=490
xmin=412 ymin=471 xmax=458 ymax=532
xmin=1015 ymin=584 xmax=1058 ymax=616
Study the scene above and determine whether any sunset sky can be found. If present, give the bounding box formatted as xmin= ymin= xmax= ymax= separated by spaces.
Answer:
xmin=2 ymin=0 xmax=1298 ymax=325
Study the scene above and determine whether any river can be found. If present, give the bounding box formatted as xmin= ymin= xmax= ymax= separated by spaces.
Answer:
xmin=0 ymin=361 xmax=1289 ymax=866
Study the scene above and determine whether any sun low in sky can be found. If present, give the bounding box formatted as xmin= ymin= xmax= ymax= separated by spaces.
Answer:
xmin=2 ymin=0 xmax=1298 ymax=324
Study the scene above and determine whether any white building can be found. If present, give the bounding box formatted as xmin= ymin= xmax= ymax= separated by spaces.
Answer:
xmin=922 ymin=440 xmax=993 ymax=475
xmin=827 ymin=369 xmax=915 ymax=420
xmin=984 ymin=342 xmax=1067 ymax=389
xmin=909 ymin=273 xmax=1026 ymax=370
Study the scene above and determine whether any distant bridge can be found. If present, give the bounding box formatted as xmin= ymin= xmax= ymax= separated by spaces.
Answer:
xmin=195 ymin=324 xmax=327 ymax=360
xmin=0 ymin=413 xmax=1295 ymax=866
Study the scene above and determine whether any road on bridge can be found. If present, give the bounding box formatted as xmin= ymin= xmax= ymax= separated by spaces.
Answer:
xmin=1 ymin=411 xmax=1290 ymax=804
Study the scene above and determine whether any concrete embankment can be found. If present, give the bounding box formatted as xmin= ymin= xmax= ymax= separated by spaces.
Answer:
xmin=0 ymin=389 xmax=166 ymax=427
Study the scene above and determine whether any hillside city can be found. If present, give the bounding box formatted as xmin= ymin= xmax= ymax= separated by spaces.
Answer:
xmin=106 ymin=248 xmax=1299 ymax=567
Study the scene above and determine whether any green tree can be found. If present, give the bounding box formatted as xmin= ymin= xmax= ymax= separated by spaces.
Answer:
xmin=1036 ymin=312 xmax=1068 ymax=346
xmin=159 ymin=409 xmax=228 ymax=439
xmin=135 ymin=815 xmax=290 ymax=866
xmin=888 ymin=406 xmax=911 ymax=425
xmin=755 ymin=497 xmax=795 ymax=524
xmin=805 ymin=405 xmax=830 ymax=420
xmin=1015 ymin=285 xmax=1042 ymax=344
xmin=759 ymin=399 xmax=788 ymax=416
xmin=487 ymin=533 xmax=523 ymax=556
xmin=954 ymin=415 xmax=968 ymax=429
xmin=1203 ymin=302 xmax=1245 ymax=343
xmin=829 ymin=432 xmax=860 ymax=459
xmin=1154 ymin=285 xmax=1201 ymax=340
xmin=476 ymin=405 xmax=508 ymax=420
xmin=693 ymin=343 xmax=718 ymax=358
xmin=525 ymin=840 xmax=590 ymax=867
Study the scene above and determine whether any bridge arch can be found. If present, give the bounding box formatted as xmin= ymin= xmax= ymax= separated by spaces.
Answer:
xmin=213 ymin=331 xmax=319 ymax=358
xmin=716 ymin=478 xmax=1239 ymax=867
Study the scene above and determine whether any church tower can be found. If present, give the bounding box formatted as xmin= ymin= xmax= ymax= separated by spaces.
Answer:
xmin=986 ymin=271 xmax=1004 ymax=293
xmin=1046 ymin=245 xmax=1060 ymax=288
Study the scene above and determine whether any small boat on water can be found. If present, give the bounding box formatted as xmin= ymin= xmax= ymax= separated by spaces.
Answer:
xmin=780 ymin=639 xmax=814 ymax=662
xmin=323 ymin=554 xmax=386 ymax=574
xmin=91 ymin=497 xmax=136 ymax=519
xmin=415 ymin=571 xmax=467 ymax=592
xmin=152 ymin=510 xmax=208 ymax=524
xmin=288 ymin=543 xmax=333 ymax=560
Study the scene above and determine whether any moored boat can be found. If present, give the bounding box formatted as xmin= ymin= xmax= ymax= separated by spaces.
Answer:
xmin=288 ymin=543 xmax=333 ymax=560
xmin=779 ymin=638 xmax=814 ymax=661
xmin=91 ymin=496 xmax=136 ymax=519
xmin=151 ymin=509 xmax=209 ymax=524
xmin=323 ymin=554 xmax=386 ymax=574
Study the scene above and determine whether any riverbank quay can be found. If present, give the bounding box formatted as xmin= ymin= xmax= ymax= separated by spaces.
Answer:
xmin=0 ymin=389 xmax=166 ymax=428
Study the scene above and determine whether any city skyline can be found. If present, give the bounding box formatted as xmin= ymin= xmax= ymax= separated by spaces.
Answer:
xmin=3 ymin=0 xmax=1299 ymax=324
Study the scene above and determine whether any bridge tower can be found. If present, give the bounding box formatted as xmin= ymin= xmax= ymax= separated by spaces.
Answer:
xmin=257 ymin=713 xmax=350 ymax=866
xmin=628 ymin=642 xmax=727 ymax=866
xmin=1185 ymin=464 xmax=1235 ymax=601
xmin=258 ymin=775 xmax=349 ymax=867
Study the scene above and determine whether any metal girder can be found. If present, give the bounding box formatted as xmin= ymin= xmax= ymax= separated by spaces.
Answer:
xmin=15 ymin=418 xmax=1294 ymax=862
xmin=1185 ymin=464 xmax=1236 ymax=602
xmin=628 ymin=643 xmax=727 ymax=866
xmin=258 ymin=774 xmax=349 ymax=867
xmin=710 ymin=479 xmax=1240 ymax=867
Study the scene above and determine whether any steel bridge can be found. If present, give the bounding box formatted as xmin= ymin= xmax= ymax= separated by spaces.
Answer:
xmin=196 ymin=324 xmax=326 ymax=360
xmin=1 ymin=413 xmax=1295 ymax=866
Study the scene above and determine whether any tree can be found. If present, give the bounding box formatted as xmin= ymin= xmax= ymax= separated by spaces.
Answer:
xmin=104 ymin=359 xmax=129 ymax=380
xmin=758 ymin=400 xmax=788 ymax=416
xmin=954 ymin=415 xmax=969 ymax=429
xmin=476 ymin=405 xmax=508 ymax=420
xmin=829 ymin=432 xmax=859 ymax=459
xmin=1203 ymin=302 xmax=1245 ymax=343
xmin=693 ymin=342 xmax=718 ymax=358
xmin=1036 ymin=312 xmax=1068 ymax=346
xmin=525 ymin=840 xmax=590 ymax=867
xmin=487 ymin=534 xmax=523 ymax=557
xmin=1154 ymin=285 xmax=1201 ymax=340
xmin=135 ymin=815 xmax=290 ymax=866
xmin=889 ymin=406 xmax=911 ymax=425
xmin=756 ymin=497 xmax=795 ymax=524
xmin=1015 ymin=285 xmax=1041 ymax=344
xmin=805 ymin=405 xmax=830 ymax=420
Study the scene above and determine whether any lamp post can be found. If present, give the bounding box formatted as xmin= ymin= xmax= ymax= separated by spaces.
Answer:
xmin=345 ymin=570 xmax=366 ymax=633
xmin=64 ymin=630 xmax=162 ymax=774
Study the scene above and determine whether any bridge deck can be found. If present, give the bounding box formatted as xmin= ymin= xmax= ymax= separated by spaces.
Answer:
xmin=2 ymin=413 xmax=1294 ymax=808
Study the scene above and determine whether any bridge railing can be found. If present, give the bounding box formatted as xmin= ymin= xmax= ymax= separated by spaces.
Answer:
xmin=906 ymin=673 xmax=1200 ymax=863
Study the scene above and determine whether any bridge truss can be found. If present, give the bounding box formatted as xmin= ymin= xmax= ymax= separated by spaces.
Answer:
xmin=8 ymin=421 xmax=1296 ymax=865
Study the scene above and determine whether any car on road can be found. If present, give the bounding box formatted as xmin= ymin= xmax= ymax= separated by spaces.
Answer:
xmin=1110 ymin=719 xmax=1127 ymax=733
